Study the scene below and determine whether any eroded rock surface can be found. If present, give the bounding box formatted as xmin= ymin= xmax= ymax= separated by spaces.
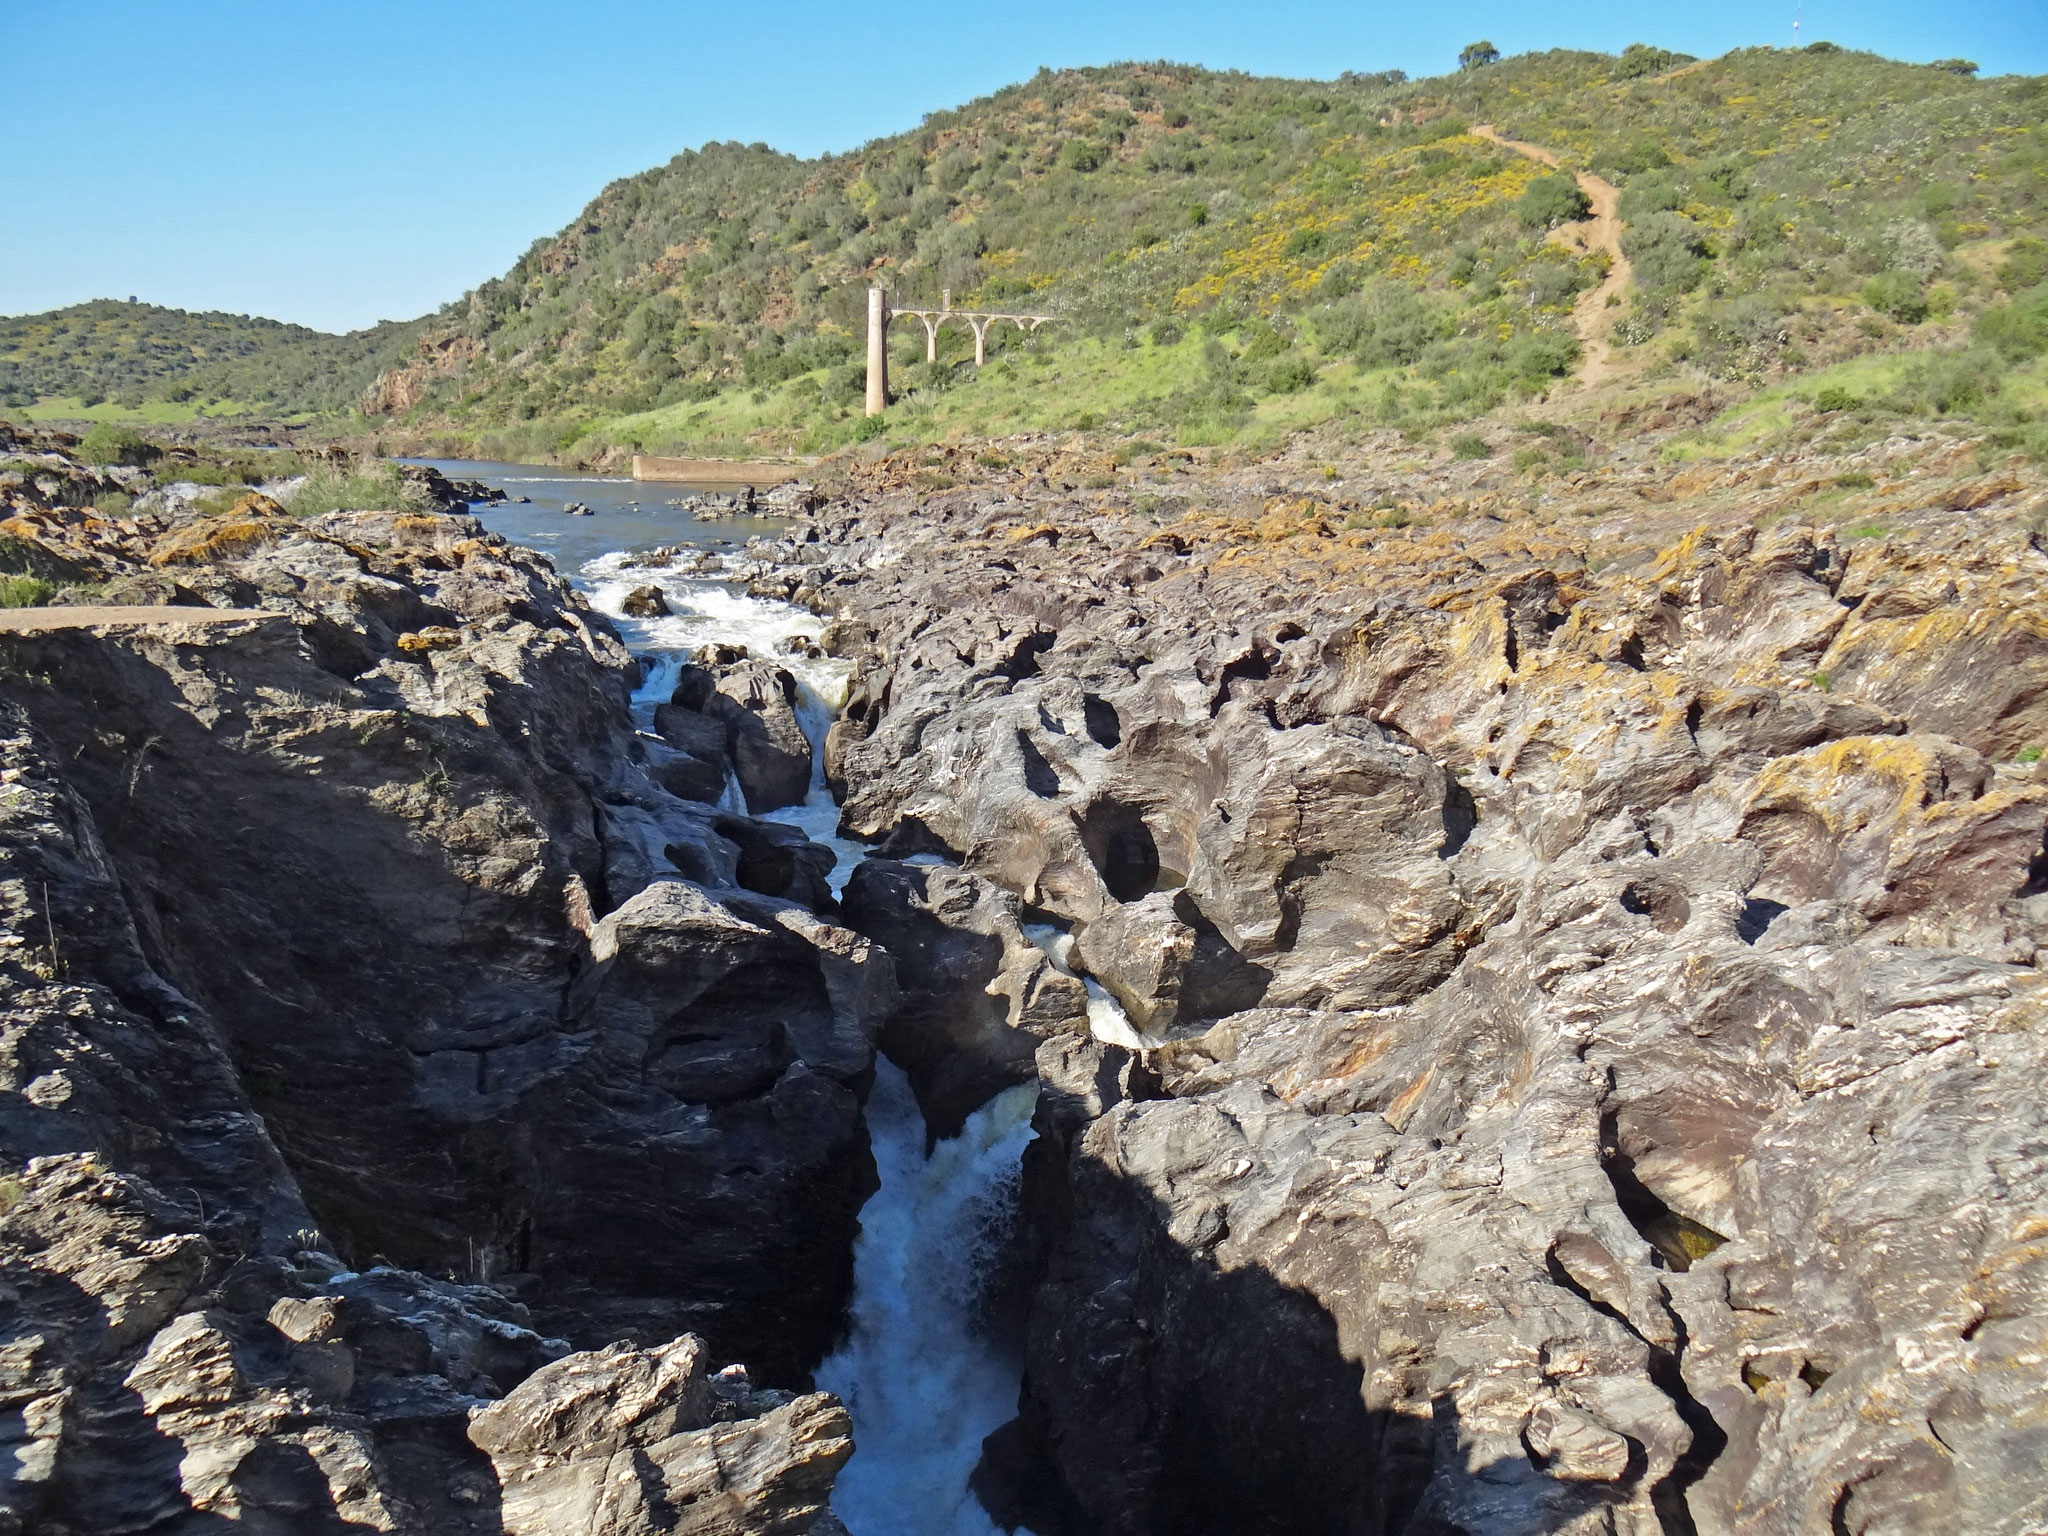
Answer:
xmin=469 ymin=1335 xmax=851 ymax=1536
xmin=740 ymin=431 xmax=2048 ymax=1536
xmin=6 ymin=418 xmax=2046 ymax=1534
xmin=0 ymin=448 xmax=874 ymax=1531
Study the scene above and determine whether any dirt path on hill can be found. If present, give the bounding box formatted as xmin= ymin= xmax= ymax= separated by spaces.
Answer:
xmin=1473 ymin=124 xmax=1633 ymax=387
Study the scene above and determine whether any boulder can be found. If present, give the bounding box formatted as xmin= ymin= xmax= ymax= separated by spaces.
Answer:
xmin=622 ymin=584 xmax=672 ymax=617
xmin=651 ymin=702 xmax=732 ymax=802
xmin=709 ymin=660 xmax=815 ymax=813
xmin=469 ymin=1335 xmax=851 ymax=1536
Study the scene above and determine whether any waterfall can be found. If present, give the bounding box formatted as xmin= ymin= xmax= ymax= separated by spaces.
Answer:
xmin=816 ymin=1060 xmax=1040 ymax=1536
xmin=590 ymin=557 xmax=1043 ymax=1530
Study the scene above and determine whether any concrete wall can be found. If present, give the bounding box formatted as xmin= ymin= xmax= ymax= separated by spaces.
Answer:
xmin=631 ymin=456 xmax=806 ymax=487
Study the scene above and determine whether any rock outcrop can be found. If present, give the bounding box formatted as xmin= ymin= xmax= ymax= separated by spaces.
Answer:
xmin=0 ymin=440 xmax=876 ymax=1530
xmin=468 ymin=1335 xmax=851 ymax=1536
xmin=737 ymin=430 xmax=2048 ymax=1535
xmin=8 ymin=416 xmax=2047 ymax=1535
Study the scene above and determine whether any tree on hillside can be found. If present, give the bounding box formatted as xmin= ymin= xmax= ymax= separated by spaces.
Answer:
xmin=1460 ymin=41 xmax=1500 ymax=70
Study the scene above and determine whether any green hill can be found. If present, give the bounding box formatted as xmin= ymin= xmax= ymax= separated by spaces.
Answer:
xmin=363 ymin=45 xmax=2046 ymax=461
xmin=7 ymin=44 xmax=2046 ymax=461
xmin=0 ymin=299 xmax=423 ymax=421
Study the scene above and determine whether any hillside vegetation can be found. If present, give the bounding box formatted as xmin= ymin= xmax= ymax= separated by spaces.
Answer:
xmin=367 ymin=44 xmax=2046 ymax=462
xmin=0 ymin=299 xmax=422 ymax=419
xmin=6 ymin=44 xmax=2045 ymax=464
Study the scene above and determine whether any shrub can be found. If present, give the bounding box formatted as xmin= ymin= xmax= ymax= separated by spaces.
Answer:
xmin=1450 ymin=432 xmax=1491 ymax=460
xmin=1997 ymin=238 xmax=2048 ymax=294
xmin=1613 ymin=43 xmax=1692 ymax=80
xmin=1265 ymin=354 xmax=1317 ymax=393
xmin=1617 ymin=175 xmax=1683 ymax=224
xmin=284 ymin=461 xmax=429 ymax=518
xmin=1891 ymin=349 xmax=2004 ymax=415
xmin=1516 ymin=175 xmax=1592 ymax=230
xmin=76 ymin=423 xmax=154 ymax=467
xmin=1238 ymin=323 xmax=1290 ymax=362
xmin=1060 ymin=138 xmax=1105 ymax=172
xmin=1317 ymin=262 xmax=1361 ymax=300
xmin=1813 ymin=383 xmax=1860 ymax=412
xmin=1459 ymin=41 xmax=1500 ymax=70
xmin=1976 ymin=284 xmax=2048 ymax=359
xmin=1509 ymin=330 xmax=1581 ymax=380
xmin=1524 ymin=262 xmax=1586 ymax=308
xmin=0 ymin=576 xmax=53 ymax=608
xmin=1697 ymin=155 xmax=1751 ymax=203
xmin=1608 ymin=141 xmax=1672 ymax=176
xmin=1863 ymin=271 xmax=1929 ymax=324
xmin=1928 ymin=59 xmax=1979 ymax=75
xmin=1883 ymin=220 xmax=1944 ymax=279
xmin=1282 ymin=227 xmax=1330 ymax=260
xmin=1147 ymin=319 xmax=1184 ymax=347
xmin=853 ymin=414 xmax=888 ymax=441
xmin=92 ymin=490 xmax=133 ymax=517
xmin=1625 ymin=212 xmax=1711 ymax=291
xmin=1316 ymin=285 xmax=1448 ymax=369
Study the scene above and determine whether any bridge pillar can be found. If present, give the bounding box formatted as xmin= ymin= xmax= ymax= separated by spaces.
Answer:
xmin=865 ymin=287 xmax=888 ymax=417
xmin=970 ymin=316 xmax=993 ymax=367
xmin=920 ymin=313 xmax=940 ymax=362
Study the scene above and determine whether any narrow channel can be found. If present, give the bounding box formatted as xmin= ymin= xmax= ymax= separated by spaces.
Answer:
xmin=448 ymin=460 xmax=1049 ymax=1535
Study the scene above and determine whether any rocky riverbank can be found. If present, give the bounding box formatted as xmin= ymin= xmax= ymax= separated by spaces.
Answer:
xmin=3 ymin=414 xmax=2046 ymax=1535
xmin=0 ymin=435 xmax=881 ymax=1531
xmin=728 ymin=425 xmax=2048 ymax=1535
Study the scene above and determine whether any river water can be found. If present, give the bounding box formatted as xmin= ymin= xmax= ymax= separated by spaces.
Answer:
xmin=437 ymin=460 xmax=1047 ymax=1535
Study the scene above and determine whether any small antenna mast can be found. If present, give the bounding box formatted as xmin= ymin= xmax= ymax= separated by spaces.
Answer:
xmin=1793 ymin=0 xmax=1802 ymax=45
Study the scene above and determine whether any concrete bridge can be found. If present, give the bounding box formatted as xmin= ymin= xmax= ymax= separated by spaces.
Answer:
xmin=866 ymin=287 xmax=1053 ymax=415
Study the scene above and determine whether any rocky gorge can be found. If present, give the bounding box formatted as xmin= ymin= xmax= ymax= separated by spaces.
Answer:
xmin=1 ymin=414 xmax=2045 ymax=1535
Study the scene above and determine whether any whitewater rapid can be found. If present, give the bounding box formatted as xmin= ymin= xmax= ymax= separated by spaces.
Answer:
xmin=587 ymin=552 xmax=870 ymax=893
xmin=583 ymin=551 xmax=1050 ymax=1534
xmin=816 ymin=1063 xmax=1039 ymax=1536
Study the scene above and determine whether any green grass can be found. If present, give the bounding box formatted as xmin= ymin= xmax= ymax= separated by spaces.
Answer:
xmin=285 ymin=462 xmax=427 ymax=517
xmin=18 ymin=395 xmax=268 ymax=424
xmin=1665 ymin=347 xmax=2048 ymax=463
xmin=565 ymin=329 xmax=1404 ymax=457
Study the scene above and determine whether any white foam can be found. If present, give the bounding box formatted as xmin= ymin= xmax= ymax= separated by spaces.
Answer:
xmin=591 ymin=556 xmax=864 ymax=893
xmin=816 ymin=1060 xmax=1040 ymax=1536
xmin=1021 ymin=923 xmax=1155 ymax=1051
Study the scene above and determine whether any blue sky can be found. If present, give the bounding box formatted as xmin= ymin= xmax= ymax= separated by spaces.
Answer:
xmin=6 ymin=0 xmax=2042 ymax=332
